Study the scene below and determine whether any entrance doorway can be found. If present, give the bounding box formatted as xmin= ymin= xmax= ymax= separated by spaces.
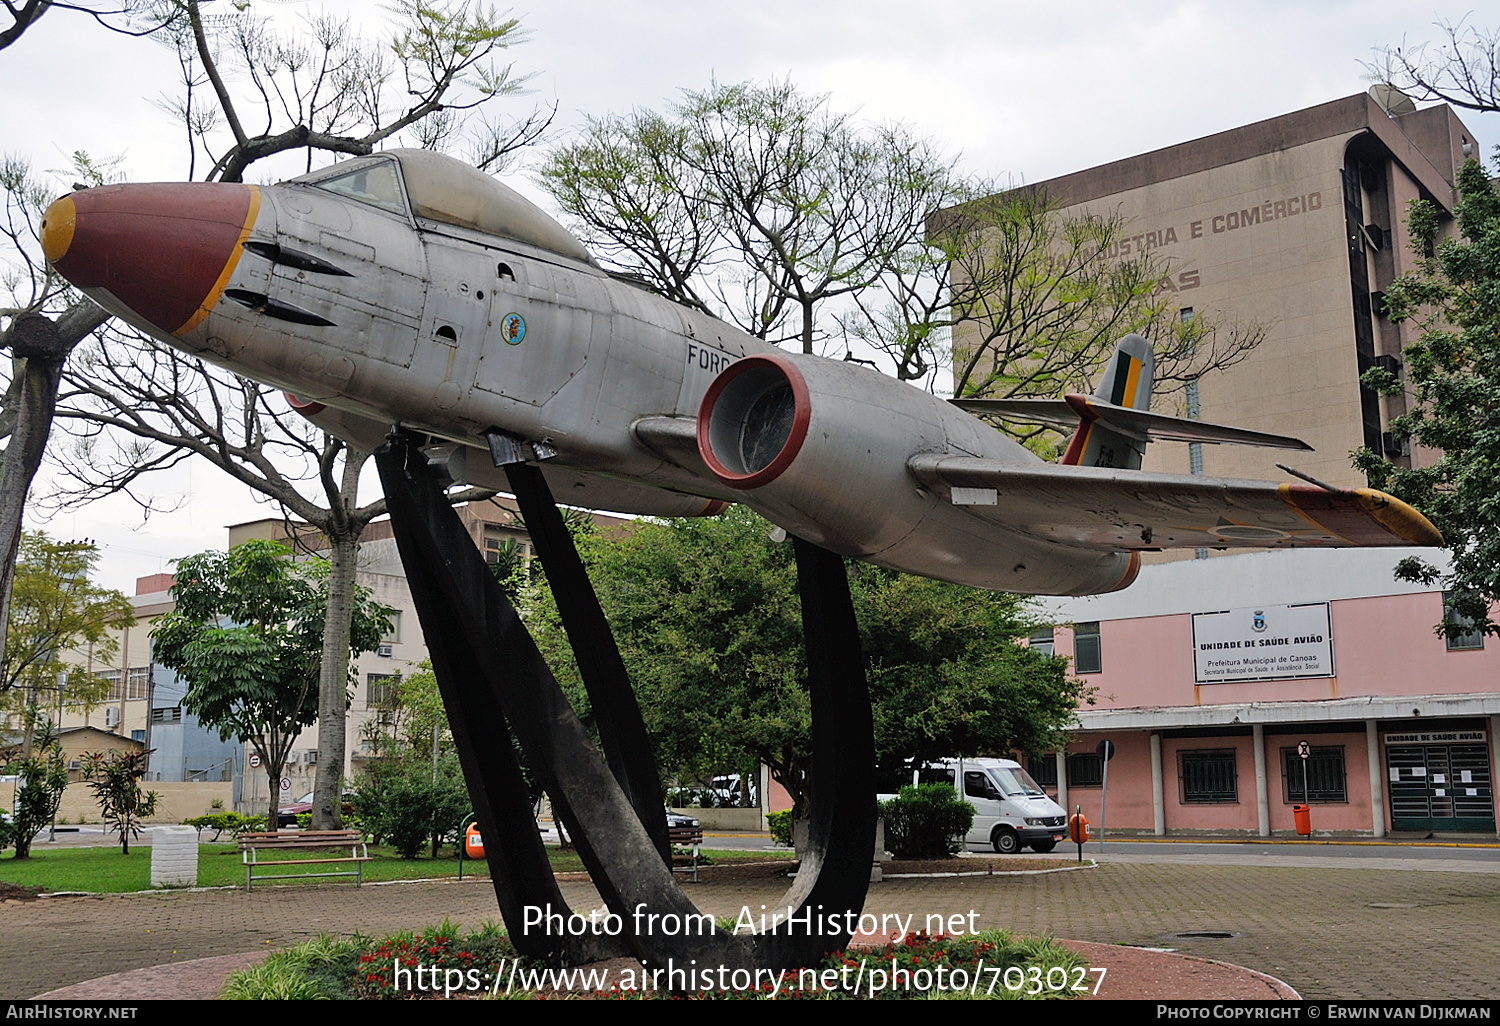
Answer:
xmin=1385 ymin=732 xmax=1494 ymax=832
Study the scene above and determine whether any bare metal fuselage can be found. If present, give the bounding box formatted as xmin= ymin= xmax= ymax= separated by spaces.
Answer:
xmin=42 ymin=151 xmax=1436 ymax=597
xmin=173 ymin=181 xmax=1133 ymax=593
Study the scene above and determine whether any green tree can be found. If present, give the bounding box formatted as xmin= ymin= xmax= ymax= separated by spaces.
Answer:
xmin=539 ymin=77 xmax=1261 ymax=452
xmin=2 ymin=716 xmax=69 ymax=858
xmin=1354 ymin=158 xmax=1500 ymax=639
xmin=150 ymin=540 xmax=391 ymax=822
xmin=353 ymin=662 xmax=493 ymax=858
xmin=80 ymin=747 xmax=158 ymax=854
xmin=879 ymin=782 xmax=975 ymax=859
xmin=540 ymin=77 xmax=957 ymax=355
xmin=352 ymin=754 xmax=470 ymax=859
xmin=1 ymin=532 xmax=135 ymax=750
xmin=934 ymin=189 xmax=1263 ymax=414
xmin=530 ymin=506 xmax=1086 ymax=816
xmin=857 ymin=566 xmax=1088 ymax=771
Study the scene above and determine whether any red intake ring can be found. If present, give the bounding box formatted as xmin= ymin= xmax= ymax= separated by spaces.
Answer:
xmin=696 ymin=354 xmax=811 ymax=490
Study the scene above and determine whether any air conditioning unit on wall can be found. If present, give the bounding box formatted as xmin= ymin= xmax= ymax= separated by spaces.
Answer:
xmin=104 ymin=707 xmax=120 ymax=728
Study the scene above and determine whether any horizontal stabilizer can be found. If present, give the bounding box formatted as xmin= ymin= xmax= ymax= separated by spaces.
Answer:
xmin=908 ymin=453 xmax=1441 ymax=551
xmin=950 ymin=394 xmax=1314 ymax=452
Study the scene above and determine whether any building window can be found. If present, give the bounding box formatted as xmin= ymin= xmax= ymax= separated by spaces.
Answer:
xmin=130 ymin=730 xmax=146 ymax=743
xmin=1180 ymin=750 xmax=1238 ymax=803
xmin=382 ymin=610 xmax=402 ymax=645
xmin=1028 ymin=754 xmax=1058 ymax=787
xmin=1073 ymin=622 xmax=1101 ymax=673
xmin=1027 ymin=628 xmax=1054 ymax=656
xmin=149 ymin=707 xmax=182 ymax=725
xmin=367 ymin=673 xmax=399 ymax=709
xmin=483 ymin=527 xmax=529 ymax=564
xmin=1443 ymin=592 xmax=1485 ymax=651
xmin=126 ymin=667 xmax=151 ymax=701
xmin=1282 ymin=746 xmax=1347 ymax=803
xmin=1067 ymin=752 xmax=1103 ymax=788
xmin=99 ymin=670 xmax=123 ymax=703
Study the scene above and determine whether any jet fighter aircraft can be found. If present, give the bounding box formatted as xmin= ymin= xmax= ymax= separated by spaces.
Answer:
xmin=40 ymin=149 xmax=1440 ymax=596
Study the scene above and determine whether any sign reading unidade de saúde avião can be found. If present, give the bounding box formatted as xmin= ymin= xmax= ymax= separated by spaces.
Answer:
xmin=1192 ymin=602 xmax=1333 ymax=684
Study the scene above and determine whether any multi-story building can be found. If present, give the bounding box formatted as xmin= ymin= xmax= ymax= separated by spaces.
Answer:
xmin=987 ymin=90 xmax=1498 ymax=837
xmin=43 ymin=573 xmax=237 ymax=784
xmin=973 ymin=88 xmax=1477 ymax=492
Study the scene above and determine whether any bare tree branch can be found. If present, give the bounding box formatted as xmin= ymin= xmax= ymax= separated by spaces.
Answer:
xmin=1366 ymin=18 xmax=1500 ymax=115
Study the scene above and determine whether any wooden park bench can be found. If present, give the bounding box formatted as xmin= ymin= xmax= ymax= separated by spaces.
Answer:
xmin=669 ymin=823 xmax=704 ymax=882
xmin=238 ymin=830 xmax=370 ymax=892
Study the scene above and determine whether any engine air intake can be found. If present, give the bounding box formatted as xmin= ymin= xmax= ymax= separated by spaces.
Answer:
xmin=697 ymin=355 xmax=809 ymax=489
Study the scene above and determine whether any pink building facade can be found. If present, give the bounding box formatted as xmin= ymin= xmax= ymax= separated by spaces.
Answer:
xmin=1031 ymin=548 xmax=1499 ymax=838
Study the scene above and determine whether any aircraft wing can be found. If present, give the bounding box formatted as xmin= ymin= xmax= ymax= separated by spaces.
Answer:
xmin=906 ymin=453 xmax=1441 ymax=550
xmin=950 ymin=395 xmax=1314 ymax=451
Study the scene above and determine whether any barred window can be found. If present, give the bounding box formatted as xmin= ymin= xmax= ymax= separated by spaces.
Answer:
xmin=1028 ymin=754 xmax=1058 ymax=787
xmin=1067 ymin=752 xmax=1103 ymax=788
xmin=1180 ymin=750 xmax=1238 ymax=803
xmin=1444 ymin=592 xmax=1485 ymax=651
xmin=1282 ymin=746 xmax=1347 ymax=803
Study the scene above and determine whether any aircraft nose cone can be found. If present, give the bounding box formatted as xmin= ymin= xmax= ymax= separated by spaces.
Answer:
xmin=43 ymin=182 xmax=261 ymax=336
xmin=40 ymin=195 xmax=76 ymax=264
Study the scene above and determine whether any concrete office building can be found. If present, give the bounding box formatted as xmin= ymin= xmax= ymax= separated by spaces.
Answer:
xmin=35 ymin=574 xmax=239 ymax=785
xmin=1016 ymin=88 xmax=1479 ymax=490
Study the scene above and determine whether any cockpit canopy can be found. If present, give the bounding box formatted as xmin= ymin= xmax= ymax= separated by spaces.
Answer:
xmin=292 ymin=149 xmax=595 ymax=266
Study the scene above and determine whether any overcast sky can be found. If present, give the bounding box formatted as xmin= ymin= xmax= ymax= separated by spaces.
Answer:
xmin=4 ymin=0 xmax=1498 ymax=594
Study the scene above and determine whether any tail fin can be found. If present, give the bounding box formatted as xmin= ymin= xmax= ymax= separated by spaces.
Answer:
xmin=951 ymin=334 xmax=1313 ymax=458
xmin=1061 ymin=334 xmax=1154 ymax=468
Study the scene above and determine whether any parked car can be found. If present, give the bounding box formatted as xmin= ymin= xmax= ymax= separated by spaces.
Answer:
xmin=277 ymin=790 xmax=354 ymax=828
xmin=664 ymin=808 xmax=700 ymax=829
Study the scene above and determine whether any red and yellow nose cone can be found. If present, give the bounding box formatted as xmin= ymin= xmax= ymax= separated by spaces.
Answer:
xmin=41 ymin=183 xmax=260 ymax=337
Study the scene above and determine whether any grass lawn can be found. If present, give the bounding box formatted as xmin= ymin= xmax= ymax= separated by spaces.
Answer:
xmin=0 ymin=842 xmax=793 ymax=894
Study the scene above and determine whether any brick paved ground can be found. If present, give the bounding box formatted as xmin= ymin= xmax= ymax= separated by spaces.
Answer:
xmin=3 ymin=862 xmax=1498 ymax=1000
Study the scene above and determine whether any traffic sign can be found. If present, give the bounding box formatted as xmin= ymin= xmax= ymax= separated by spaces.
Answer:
xmin=1297 ymin=740 xmax=1310 ymax=760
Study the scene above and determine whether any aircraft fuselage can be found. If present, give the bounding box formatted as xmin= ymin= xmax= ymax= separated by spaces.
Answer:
xmin=42 ymin=150 xmax=1435 ymax=596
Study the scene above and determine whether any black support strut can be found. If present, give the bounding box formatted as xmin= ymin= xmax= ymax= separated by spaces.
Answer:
xmin=374 ymin=438 xmax=875 ymax=976
xmin=504 ymin=462 xmax=671 ymax=865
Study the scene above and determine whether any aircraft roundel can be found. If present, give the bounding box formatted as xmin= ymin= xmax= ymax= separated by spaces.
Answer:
xmin=501 ymin=312 xmax=526 ymax=345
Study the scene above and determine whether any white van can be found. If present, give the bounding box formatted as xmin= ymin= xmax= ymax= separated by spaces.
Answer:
xmin=914 ymin=757 xmax=1068 ymax=854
